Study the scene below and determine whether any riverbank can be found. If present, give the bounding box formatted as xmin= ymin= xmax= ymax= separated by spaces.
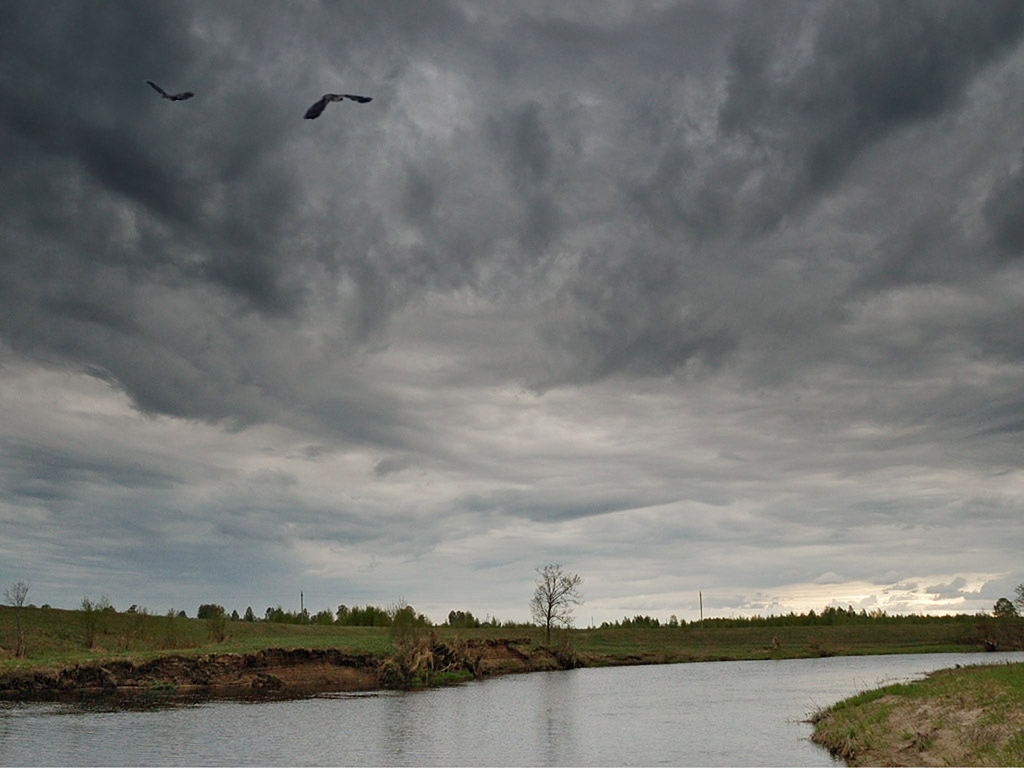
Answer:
xmin=1 ymin=605 xmax=1016 ymax=703
xmin=0 ymin=637 xmax=572 ymax=703
xmin=811 ymin=661 xmax=1024 ymax=766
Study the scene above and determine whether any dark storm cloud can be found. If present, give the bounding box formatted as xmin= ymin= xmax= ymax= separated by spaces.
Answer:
xmin=1 ymin=1 xmax=729 ymax=412
xmin=0 ymin=4 xmax=206 ymax=229
xmin=984 ymin=162 xmax=1024 ymax=258
xmin=538 ymin=247 xmax=738 ymax=386
xmin=518 ymin=1 xmax=1024 ymax=388
xmin=0 ymin=2 xmax=353 ymax=426
xmin=487 ymin=101 xmax=562 ymax=253
xmin=4 ymin=0 xmax=1022 ymax=423
xmin=488 ymin=101 xmax=553 ymax=189
xmin=708 ymin=0 xmax=1024 ymax=237
xmin=2 ymin=443 xmax=177 ymax=502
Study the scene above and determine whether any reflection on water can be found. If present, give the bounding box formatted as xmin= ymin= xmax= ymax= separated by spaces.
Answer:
xmin=2 ymin=651 xmax=1022 ymax=766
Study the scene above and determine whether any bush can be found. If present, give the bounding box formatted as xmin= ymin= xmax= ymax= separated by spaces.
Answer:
xmin=197 ymin=603 xmax=226 ymax=620
xmin=80 ymin=595 xmax=110 ymax=648
xmin=337 ymin=604 xmax=393 ymax=627
xmin=202 ymin=605 xmax=228 ymax=642
xmin=447 ymin=610 xmax=481 ymax=628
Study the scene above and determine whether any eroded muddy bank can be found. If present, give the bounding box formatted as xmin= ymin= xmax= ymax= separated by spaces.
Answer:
xmin=0 ymin=638 xmax=575 ymax=704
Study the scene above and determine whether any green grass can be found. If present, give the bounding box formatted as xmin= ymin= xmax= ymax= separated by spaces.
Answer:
xmin=0 ymin=606 xmax=392 ymax=671
xmin=567 ymin=623 xmax=973 ymax=664
xmin=0 ymin=605 xmax=986 ymax=675
xmin=812 ymin=662 xmax=1024 ymax=766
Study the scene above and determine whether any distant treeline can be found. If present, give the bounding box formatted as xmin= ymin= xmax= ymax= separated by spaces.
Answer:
xmin=601 ymin=605 xmax=983 ymax=630
xmin=13 ymin=601 xmax=1003 ymax=630
xmin=209 ymin=603 xmax=999 ymax=630
xmin=189 ymin=603 xmax=532 ymax=629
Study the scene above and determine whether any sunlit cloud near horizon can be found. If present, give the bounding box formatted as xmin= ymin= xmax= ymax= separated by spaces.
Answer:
xmin=1 ymin=1 xmax=1023 ymax=626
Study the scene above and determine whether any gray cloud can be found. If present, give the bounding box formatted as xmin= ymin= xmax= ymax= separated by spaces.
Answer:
xmin=985 ymin=162 xmax=1024 ymax=258
xmin=1 ymin=1 xmax=1022 ymax=622
xmin=712 ymin=0 xmax=1024 ymax=236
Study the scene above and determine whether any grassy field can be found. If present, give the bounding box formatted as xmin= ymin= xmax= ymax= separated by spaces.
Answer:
xmin=0 ymin=606 xmax=394 ymax=671
xmin=0 ymin=604 xmax=989 ymax=674
xmin=569 ymin=622 xmax=976 ymax=664
xmin=811 ymin=661 xmax=1024 ymax=766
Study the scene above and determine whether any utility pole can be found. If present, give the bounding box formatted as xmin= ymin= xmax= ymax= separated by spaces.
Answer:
xmin=699 ymin=591 xmax=703 ymax=627
xmin=300 ymin=591 xmax=304 ymax=614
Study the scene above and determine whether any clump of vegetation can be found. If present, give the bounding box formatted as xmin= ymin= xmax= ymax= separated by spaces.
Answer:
xmin=380 ymin=600 xmax=447 ymax=689
xmin=198 ymin=604 xmax=229 ymax=643
xmin=79 ymin=595 xmax=113 ymax=649
xmin=553 ymin=634 xmax=581 ymax=668
xmin=969 ymin=589 xmax=1024 ymax=651
xmin=446 ymin=610 xmax=482 ymax=628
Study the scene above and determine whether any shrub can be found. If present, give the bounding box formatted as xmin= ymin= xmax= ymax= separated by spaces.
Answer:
xmin=80 ymin=595 xmax=110 ymax=648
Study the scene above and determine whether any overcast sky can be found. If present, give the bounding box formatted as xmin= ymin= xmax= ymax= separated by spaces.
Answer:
xmin=2 ymin=1 xmax=1024 ymax=625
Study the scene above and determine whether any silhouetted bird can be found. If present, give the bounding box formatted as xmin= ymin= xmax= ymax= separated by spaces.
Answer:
xmin=146 ymin=80 xmax=194 ymax=101
xmin=304 ymin=93 xmax=372 ymax=119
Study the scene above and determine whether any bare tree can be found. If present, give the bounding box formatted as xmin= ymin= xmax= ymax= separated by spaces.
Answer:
xmin=4 ymin=580 xmax=29 ymax=657
xmin=1014 ymin=583 xmax=1024 ymax=614
xmin=530 ymin=564 xmax=583 ymax=644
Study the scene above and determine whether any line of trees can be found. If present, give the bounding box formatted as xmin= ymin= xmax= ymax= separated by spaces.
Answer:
xmin=259 ymin=603 xmax=432 ymax=627
xmin=600 ymin=605 xmax=990 ymax=630
xmin=13 ymin=573 xmax=1023 ymax=655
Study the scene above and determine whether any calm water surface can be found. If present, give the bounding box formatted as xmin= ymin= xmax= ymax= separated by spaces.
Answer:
xmin=2 ymin=651 xmax=1021 ymax=766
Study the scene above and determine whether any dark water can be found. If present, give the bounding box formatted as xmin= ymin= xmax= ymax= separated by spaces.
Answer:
xmin=2 ymin=651 xmax=1021 ymax=766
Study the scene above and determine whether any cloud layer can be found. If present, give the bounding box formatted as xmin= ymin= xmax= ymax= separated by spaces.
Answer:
xmin=1 ymin=1 xmax=1023 ymax=622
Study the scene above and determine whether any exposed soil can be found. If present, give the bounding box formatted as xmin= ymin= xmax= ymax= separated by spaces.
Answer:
xmin=0 ymin=638 xmax=570 ymax=704
xmin=813 ymin=691 xmax=1024 ymax=766
xmin=854 ymin=696 xmax=991 ymax=767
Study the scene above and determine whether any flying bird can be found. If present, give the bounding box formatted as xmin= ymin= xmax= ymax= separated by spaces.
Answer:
xmin=303 ymin=93 xmax=372 ymax=120
xmin=146 ymin=80 xmax=194 ymax=101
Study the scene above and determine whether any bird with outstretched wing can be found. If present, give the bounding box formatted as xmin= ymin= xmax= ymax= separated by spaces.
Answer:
xmin=146 ymin=80 xmax=194 ymax=101
xmin=304 ymin=93 xmax=372 ymax=119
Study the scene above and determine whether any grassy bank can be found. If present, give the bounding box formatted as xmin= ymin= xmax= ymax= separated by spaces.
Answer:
xmin=811 ymin=661 xmax=1024 ymax=766
xmin=0 ymin=604 xmax=993 ymax=674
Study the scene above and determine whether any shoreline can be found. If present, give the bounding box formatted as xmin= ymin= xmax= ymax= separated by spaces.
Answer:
xmin=0 ymin=638 xmax=1012 ymax=708
xmin=2 ymin=611 xmax=1018 ymax=707
xmin=811 ymin=661 xmax=1024 ymax=766
xmin=0 ymin=638 xmax=574 ymax=705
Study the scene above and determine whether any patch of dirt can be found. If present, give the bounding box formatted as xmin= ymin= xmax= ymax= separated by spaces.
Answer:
xmin=471 ymin=637 xmax=566 ymax=674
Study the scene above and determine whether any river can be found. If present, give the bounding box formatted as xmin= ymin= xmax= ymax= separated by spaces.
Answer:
xmin=1 ymin=651 xmax=1021 ymax=766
